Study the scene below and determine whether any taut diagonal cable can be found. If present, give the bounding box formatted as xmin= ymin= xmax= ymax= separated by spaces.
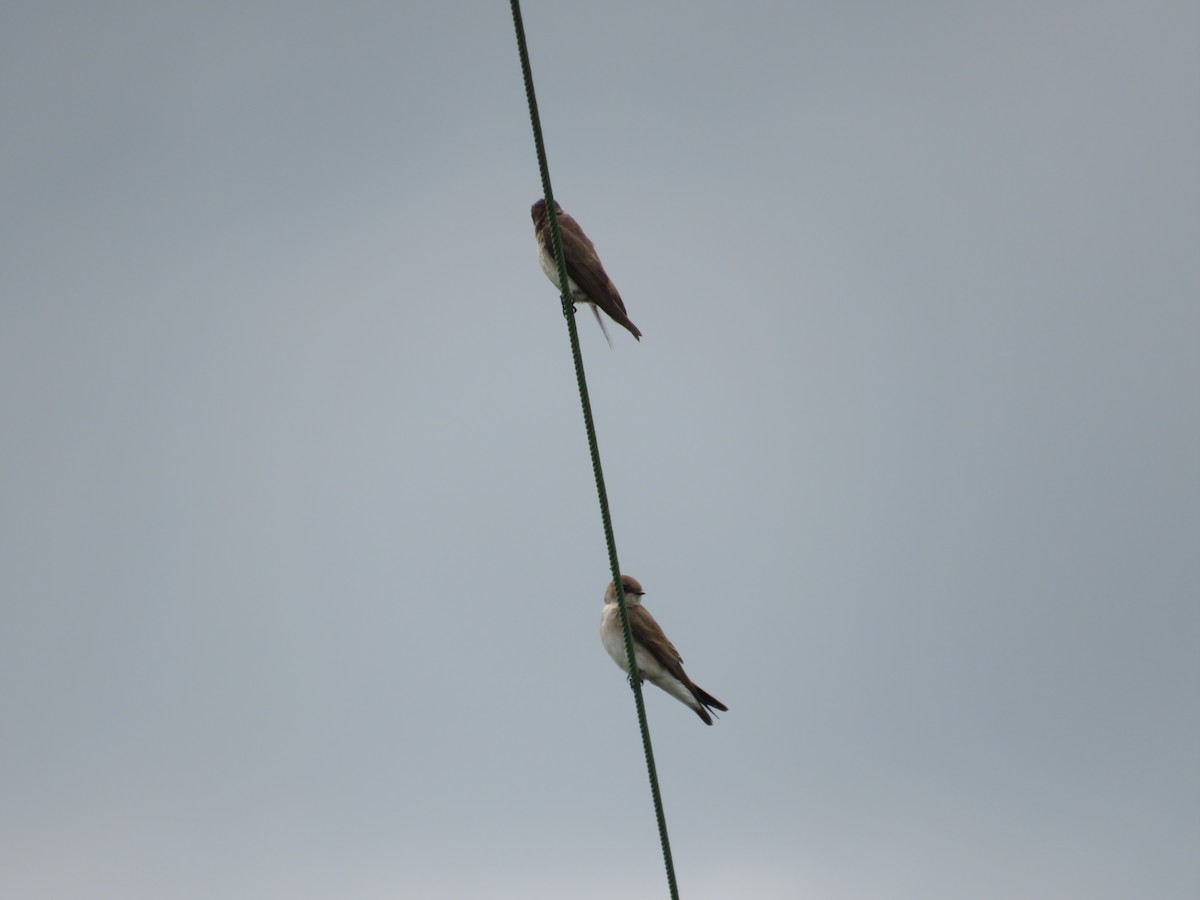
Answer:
xmin=508 ymin=4 xmax=680 ymax=899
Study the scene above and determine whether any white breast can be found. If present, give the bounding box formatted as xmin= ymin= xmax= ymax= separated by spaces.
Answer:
xmin=538 ymin=244 xmax=582 ymax=297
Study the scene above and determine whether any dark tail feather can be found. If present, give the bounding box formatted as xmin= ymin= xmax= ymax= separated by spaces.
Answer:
xmin=694 ymin=684 xmax=727 ymax=712
xmin=592 ymin=302 xmax=642 ymax=342
xmin=689 ymin=683 xmax=728 ymax=725
xmin=618 ymin=313 xmax=642 ymax=341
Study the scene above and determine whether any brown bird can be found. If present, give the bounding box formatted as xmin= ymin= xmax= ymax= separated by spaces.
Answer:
xmin=600 ymin=575 xmax=727 ymax=725
xmin=531 ymin=198 xmax=642 ymax=344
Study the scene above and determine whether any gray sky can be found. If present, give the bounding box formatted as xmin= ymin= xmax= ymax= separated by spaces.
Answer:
xmin=2 ymin=2 xmax=1197 ymax=898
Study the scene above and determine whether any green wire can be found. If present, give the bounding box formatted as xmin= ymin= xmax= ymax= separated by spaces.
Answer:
xmin=509 ymin=4 xmax=681 ymax=899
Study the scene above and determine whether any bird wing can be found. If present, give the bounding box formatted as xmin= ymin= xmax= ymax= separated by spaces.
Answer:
xmin=628 ymin=604 xmax=690 ymax=684
xmin=542 ymin=212 xmax=633 ymax=322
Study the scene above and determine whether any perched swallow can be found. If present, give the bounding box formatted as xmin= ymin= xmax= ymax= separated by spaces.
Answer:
xmin=531 ymin=198 xmax=642 ymax=344
xmin=600 ymin=575 xmax=727 ymax=724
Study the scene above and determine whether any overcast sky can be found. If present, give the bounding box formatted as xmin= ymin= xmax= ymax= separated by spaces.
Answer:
xmin=2 ymin=2 xmax=1197 ymax=898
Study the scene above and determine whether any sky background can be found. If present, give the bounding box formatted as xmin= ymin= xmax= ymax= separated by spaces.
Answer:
xmin=2 ymin=2 xmax=1197 ymax=898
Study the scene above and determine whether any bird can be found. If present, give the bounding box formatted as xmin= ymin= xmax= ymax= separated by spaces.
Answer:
xmin=531 ymin=198 xmax=642 ymax=344
xmin=599 ymin=574 xmax=727 ymax=724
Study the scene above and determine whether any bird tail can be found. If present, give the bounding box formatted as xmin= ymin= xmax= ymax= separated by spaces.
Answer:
xmin=690 ymin=683 xmax=728 ymax=722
